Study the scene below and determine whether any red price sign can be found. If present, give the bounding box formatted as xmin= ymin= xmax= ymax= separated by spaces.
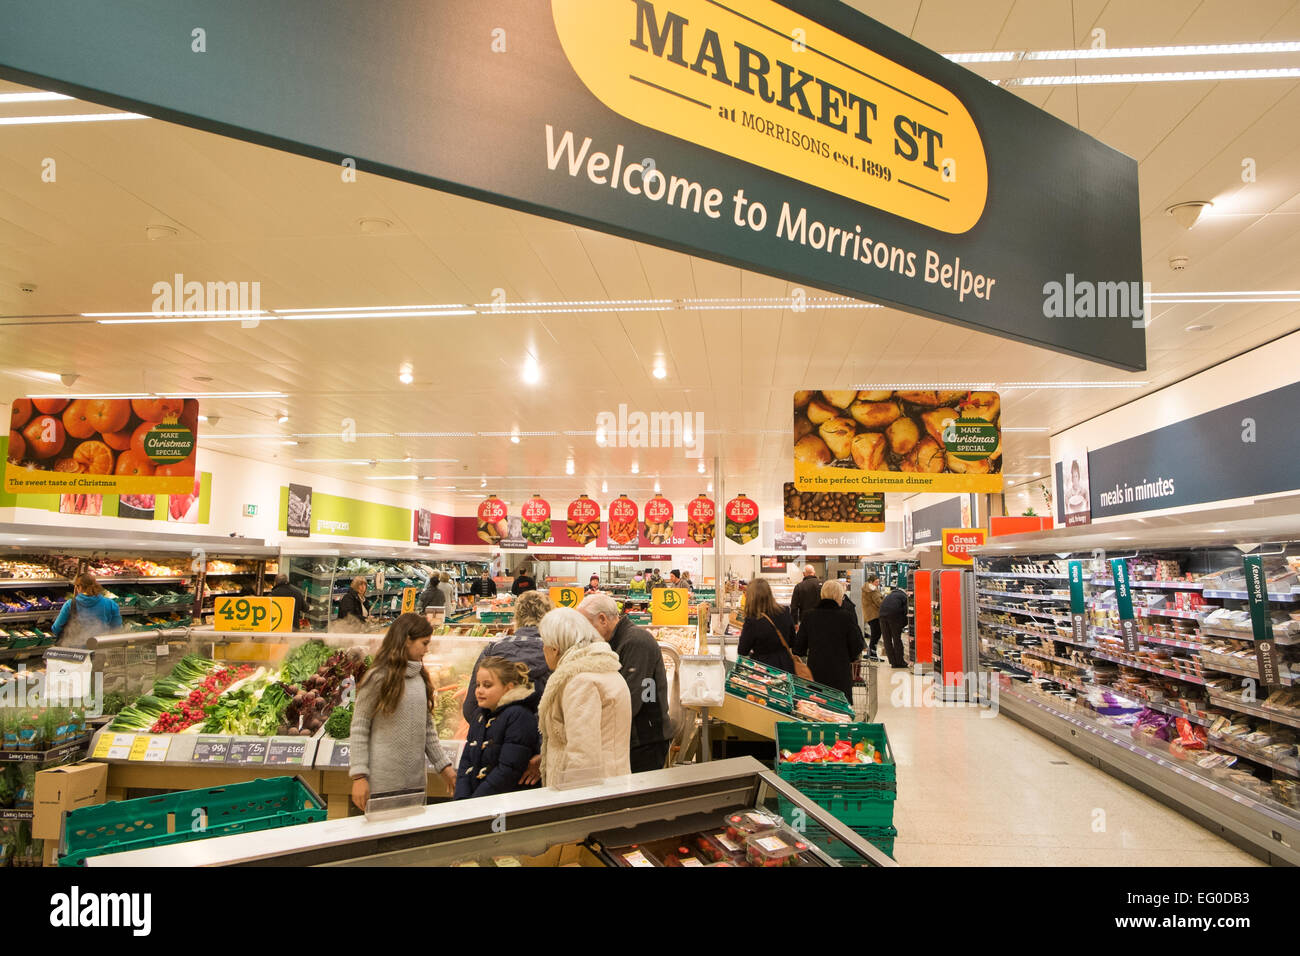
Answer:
xmin=568 ymin=495 xmax=599 ymax=522
xmin=477 ymin=496 xmax=507 ymax=523
xmin=686 ymin=495 xmax=715 ymax=522
xmin=521 ymin=496 xmax=551 ymax=522
xmin=726 ymin=496 xmax=757 ymax=522
xmin=608 ymin=495 xmax=638 ymax=523
xmin=645 ymin=495 xmax=673 ymax=523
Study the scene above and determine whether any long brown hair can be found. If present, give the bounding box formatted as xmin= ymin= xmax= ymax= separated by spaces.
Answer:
xmin=361 ymin=612 xmax=435 ymax=716
xmin=745 ymin=577 xmax=780 ymax=622
xmin=74 ymin=573 xmax=103 ymax=597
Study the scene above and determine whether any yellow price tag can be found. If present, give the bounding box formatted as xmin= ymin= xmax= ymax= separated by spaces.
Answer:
xmin=401 ymin=587 xmax=419 ymax=614
xmin=549 ymin=586 xmax=581 ymax=609
xmin=91 ymin=733 xmax=116 ymax=759
xmin=651 ymin=588 xmax=690 ymax=625
xmin=213 ymin=596 xmax=295 ymax=632
xmin=128 ymin=735 xmax=153 ymax=761
xmin=94 ymin=733 xmax=133 ymax=760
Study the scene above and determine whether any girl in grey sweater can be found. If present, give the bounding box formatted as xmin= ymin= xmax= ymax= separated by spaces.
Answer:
xmin=350 ymin=613 xmax=456 ymax=811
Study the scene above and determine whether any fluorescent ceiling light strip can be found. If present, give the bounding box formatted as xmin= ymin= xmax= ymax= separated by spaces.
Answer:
xmin=1000 ymin=427 xmax=1049 ymax=432
xmin=1025 ymin=41 xmax=1300 ymax=61
xmin=84 ymin=310 xmax=267 ymax=317
xmin=96 ymin=315 xmax=273 ymax=325
xmin=1149 ymin=290 xmax=1300 ymax=296
xmin=851 ymin=383 xmax=997 ymax=389
xmin=1010 ymin=68 xmax=1300 ymax=86
xmin=944 ymin=51 xmax=1021 ymax=63
xmin=0 ymin=92 xmax=72 ymax=103
xmin=366 ymin=475 xmax=421 ymax=480
xmin=279 ymin=309 xmax=474 ymax=320
xmin=999 ymin=382 xmax=1146 ymax=389
xmin=0 ymin=112 xmax=146 ymax=125
xmin=395 ymin=431 xmax=476 ymax=437
xmin=294 ymin=459 xmax=371 ymax=464
xmin=159 ymin=391 xmax=285 ymax=398
xmin=273 ymin=304 xmax=468 ymax=313
xmin=472 ymin=299 xmax=674 ymax=308
xmin=202 ymin=434 xmax=292 ymax=439
xmin=1149 ymin=297 xmax=1299 ymax=304
xmin=1024 ymin=455 xmax=1053 ymax=460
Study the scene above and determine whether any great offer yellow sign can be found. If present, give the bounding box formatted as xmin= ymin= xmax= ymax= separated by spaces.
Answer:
xmin=214 ymin=596 xmax=296 ymax=632
xmin=942 ymin=528 xmax=987 ymax=565
xmin=552 ymin=0 xmax=987 ymax=234
xmin=651 ymin=587 xmax=690 ymax=625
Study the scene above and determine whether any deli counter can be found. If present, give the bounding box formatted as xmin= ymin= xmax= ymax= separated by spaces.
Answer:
xmin=83 ymin=757 xmax=898 ymax=867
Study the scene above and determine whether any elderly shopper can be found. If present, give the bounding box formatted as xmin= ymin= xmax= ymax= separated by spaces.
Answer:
xmin=537 ymin=607 xmax=631 ymax=789
xmin=792 ymin=579 xmax=865 ymax=701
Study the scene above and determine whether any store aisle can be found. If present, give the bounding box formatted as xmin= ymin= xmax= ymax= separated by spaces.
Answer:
xmin=877 ymin=668 xmax=1263 ymax=866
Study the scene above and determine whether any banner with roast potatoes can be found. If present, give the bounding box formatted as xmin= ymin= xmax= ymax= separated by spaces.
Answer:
xmin=6 ymin=396 xmax=198 ymax=495
xmin=793 ymin=390 xmax=1002 ymax=493
xmin=783 ymin=483 xmax=885 ymax=532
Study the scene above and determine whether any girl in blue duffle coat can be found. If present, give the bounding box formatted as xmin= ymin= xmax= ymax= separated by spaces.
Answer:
xmin=454 ymin=656 xmax=540 ymax=799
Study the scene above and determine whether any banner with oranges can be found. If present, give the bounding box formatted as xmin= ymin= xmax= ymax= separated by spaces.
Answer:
xmin=6 ymin=396 xmax=199 ymax=495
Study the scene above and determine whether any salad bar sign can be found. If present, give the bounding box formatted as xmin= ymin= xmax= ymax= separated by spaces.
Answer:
xmin=5 ymin=396 xmax=200 ymax=495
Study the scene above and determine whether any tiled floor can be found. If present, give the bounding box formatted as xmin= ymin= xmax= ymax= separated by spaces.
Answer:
xmin=875 ymin=668 xmax=1264 ymax=866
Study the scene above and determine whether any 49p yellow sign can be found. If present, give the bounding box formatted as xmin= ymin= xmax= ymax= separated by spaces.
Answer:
xmin=214 ymin=596 xmax=295 ymax=632
xmin=552 ymin=0 xmax=987 ymax=234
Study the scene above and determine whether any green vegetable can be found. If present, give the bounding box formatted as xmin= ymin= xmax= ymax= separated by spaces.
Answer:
xmin=324 ymin=702 xmax=353 ymax=739
xmin=280 ymin=640 xmax=332 ymax=684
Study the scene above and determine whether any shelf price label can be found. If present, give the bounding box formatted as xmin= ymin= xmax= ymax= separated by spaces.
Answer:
xmin=1067 ymin=561 xmax=1088 ymax=645
xmin=550 ymin=586 xmax=581 ymax=609
xmin=266 ymin=738 xmax=307 ymax=765
xmin=92 ymin=732 xmax=135 ymax=760
xmin=214 ymin=595 xmax=295 ymax=632
xmin=651 ymin=588 xmax=690 ymax=625
xmin=1109 ymin=558 xmax=1140 ymax=654
xmin=328 ymin=742 xmax=352 ymax=768
xmin=227 ymin=737 xmax=268 ymax=764
xmin=192 ymin=736 xmax=231 ymax=763
xmin=1243 ymin=555 xmax=1283 ymax=689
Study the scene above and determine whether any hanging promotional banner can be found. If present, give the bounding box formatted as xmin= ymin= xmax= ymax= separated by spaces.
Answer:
xmin=279 ymin=488 xmax=411 ymax=542
xmin=607 ymin=495 xmax=640 ymax=551
xmin=5 ymin=396 xmax=198 ymax=495
xmin=1059 ymin=447 xmax=1092 ymax=527
xmin=725 ymin=494 xmax=759 ymax=545
xmin=782 ymin=483 xmax=884 ymax=532
xmin=520 ymin=495 xmax=554 ymax=544
xmin=286 ymin=483 xmax=312 ymax=538
xmin=1110 ymin=558 xmax=1140 ymax=654
xmin=566 ymin=495 xmax=601 ymax=546
xmin=643 ymin=494 xmax=674 ymax=545
xmin=0 ymin=1 xmax=1144 ymax=371
xmin=685 ymin=494 xmax=715 ymax=545
xmin=413 ymin=508 xmax=433 ymax=546
xmin=794 ymin=390 xmax=1001 ymax=494
xmin=1243 ymin=555 xmax=1283 ymax=689
xmin=941 ymin=528 xmax=985 ymax=565
xmin=1068 ymin=561 xmax=1088 ymax=646
xmin=476 ymin=496 xmax=509 ymax=546
xmin=774 ymin=531 xmax=807 ymax=553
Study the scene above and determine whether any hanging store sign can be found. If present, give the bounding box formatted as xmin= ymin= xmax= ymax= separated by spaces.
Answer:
xmin=1068 ymin=561 xmax=1088 ymax=646
xmin=607 ymin=495 xmax=640 ymax=551
xmin=279 ymin=488 xmax=410 ymax=542
xmin=782 ymin=482 xmax=884 ymax=532
xmin=643 ymin=495 xmax=675 ymax=545
xmin=213 ymin=596 xmax=295 ymax=633
xmin=1243 ymin=555 xmax=1283 ymax=689
xmin=0 ymin=0 xmax=1144 ymax=370
xmin=565 ymin=495 xmax=601 ymax=546
xmin=685 ymin=494 xmax=715 ymax=545
xmin=286 ymin=483 xmax=312 ymax=538
xmin=520 ymin=495 xmax=554 ymax=544
xmin=1109 ymin=558 xmax=1140 ymax=654
xmin=549 ymin=585 xmax=582 ymax=609
xmin=5 ymin=396 xmax=198 ymax=495
xmin=414 ymin=508 xmax=433 ymax=546
xmin=941 ymin=527 xmax=985 ymax=565
xmin=724 ymin=495 xmax=759 ymax=545
xmin=794 ymin=390 xmax=1001 ymax=493
xmin=476 ymin=496 xmax=509 ymax=546
xmin=908 ymin=496 xmax=962 ymax=546
xmin=650 ymin=587 xmax=690 ymax=626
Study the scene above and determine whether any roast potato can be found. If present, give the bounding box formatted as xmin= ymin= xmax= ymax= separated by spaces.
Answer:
xmin=794 ymin=434 xmax=832 ymax=464
xmin=964 ymin=391 xmax=1000 ymax=422
xmin=806 ymin=397 xmax=839 ymax=425
xmin=794 ymin=390 xmax=814 ymax=410
xmin=851 ymin=433 xmax=887 ymax=470
xmin=921 ymin=407 xmax=960 ymax=445
xmin=821 ymin=390 xmax=858 ymax=409
xmin=935 ymin=390 xmax=970 ymax=407
xmin=819 ymin=417 xmax=857 ymax=460
xmin=849 ymin=400 xmax=901 ymax=430
xmin=896 ymin=390 xmax=941 ymax=407
xmin=886 ymin=416 xmax=920 ymax=455
xmin=856 ymin=390 xmax=893 ymax=402
xmin=914 ymin=437 xmax=945 ymax=472
xmin=946 ymin=453 xmax=991 ymax=474
xmin=794 ymin=413 xmax=814 ymax=442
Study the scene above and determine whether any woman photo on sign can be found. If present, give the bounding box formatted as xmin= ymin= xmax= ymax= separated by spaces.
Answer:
xmin=1065 ymin=458 xmax=1090 ymax=516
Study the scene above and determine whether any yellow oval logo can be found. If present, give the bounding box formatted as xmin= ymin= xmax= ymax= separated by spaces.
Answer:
xmin=552 ymin=0 xmax=988 ymax=234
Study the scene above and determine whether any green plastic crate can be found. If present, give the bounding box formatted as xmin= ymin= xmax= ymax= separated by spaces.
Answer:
xmin=800 ymin=821 xmax=897 ymax=864
xmin=792 ymin=676 xmax=851 ymax=706
xmin=775 ymin=722 xmax=895 ymax=782
xmin=59 ymin=776 xmax=326 ymax=866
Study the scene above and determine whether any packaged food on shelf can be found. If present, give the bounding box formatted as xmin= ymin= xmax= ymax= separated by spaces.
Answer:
xmin=723 ymin=809 xmax=782 ymax=843
xmin=745 ymin=827 xmax=811 ymax=867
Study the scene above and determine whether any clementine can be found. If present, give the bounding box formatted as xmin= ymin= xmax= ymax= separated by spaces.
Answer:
xmin=73 ymin=440 xmax=115 ymax=475
xmin=128 ymin=420 xmax=155 ymax=459
xmin=10 ymin=399 xmax=32 ymax=429
xmin=7 ymin=429 xmax=25 ymax=462
xmin=87 ymin=399 xmax=131 ymax=433
xmin=21 ymin=415 xmax=66 ymax=459
xmin=178 ymin=399 xmax=200 ymax=435
xmin=102 ymin=428 xmax=133 ymax=451
xmin=155 ymin=453 xmax=196 ymax=477
xmin=131 ymin=398 xmax=184 ymax=423
xmin=54 ymin=457 xmax=86 ymax=473
xmin=114 ymin=450 xmax=155 ymax=477
xmin=32 ymin=399 xmax=70 ymax=415
xmin=63 ymin=400 xmax=98 ymax=440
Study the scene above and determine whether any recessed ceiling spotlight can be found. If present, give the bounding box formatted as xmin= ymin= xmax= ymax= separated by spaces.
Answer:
xmin=652 ymin=362 xmax=667 ymax=379
xmin=278 ymin=414 xmax=289 ymax=424
xmin=1166 ymin=200 xmax=1213 ymax=230
xmin=145 ymin=224 xmax=178 ymax=241
xmin=631 ymin=462 xmax=639 ymax=474
xmin=358 ymin=217 xmax=392 ymax=236
xmin=398 ymin=363 xmax=414 ymax=385
xmin=601 ymin=480 xmax=608 ymax=493
xmin=653 ymin=479 xmax=661 ymax=493
xmin=565 ymin=458 xmax=575 ymax=475
xmin=707 ymin=481 xmax=713 ymax=494
xmin=595 ymin=426 xmax=608 ymax=447
xmin=522 ymin=355 xmax=541 ymax=386
xmin=510 ymin=427 xmax=521 ymax=444
xmin=1185 ymin=323 xmax=1215 ymax=332
xmin=403 ymin=454 xmax=413 ymax=462
xmin=698 ymin=461 xmax=706 ymax=474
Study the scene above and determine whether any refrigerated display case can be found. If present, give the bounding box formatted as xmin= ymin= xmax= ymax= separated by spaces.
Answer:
xmin=81 ymin=757 xmax=898 ymax=867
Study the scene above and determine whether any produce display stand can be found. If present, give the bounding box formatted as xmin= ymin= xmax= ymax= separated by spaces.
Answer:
xmin=83 ymin=757 xmax=898 ymax=868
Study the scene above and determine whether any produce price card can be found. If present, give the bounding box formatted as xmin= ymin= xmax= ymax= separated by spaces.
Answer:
xmin=93 ymin=733 xmax=135 ymax=760
xmin=328 ymin=742 xmax=351 ymax=768
xmin=266 ymin=738 xmax=308 ymax=765
xmin=127 ymin=735 xmax=171 ymax=762
xmin=192 ymin=736 xmax=231 ymax=763
xmin=227 ymin=737 xmax=268 ymax=765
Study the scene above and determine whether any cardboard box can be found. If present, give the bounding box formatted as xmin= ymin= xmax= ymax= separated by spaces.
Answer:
xmin=33 ymin=762 xmax=109 ymax=842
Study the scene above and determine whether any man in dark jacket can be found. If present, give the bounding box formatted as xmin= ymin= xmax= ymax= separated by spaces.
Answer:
xmin=470 ymin=569 xmax=498 ymax=598
xmin=510 ymin=569 xmax=536 ymax=595
xmin=792 ymin=579 xmax=865 ymax=701
xmin=790 ymin=565 xmax=822 ymax=626
xmin=578 ymin=593 xmax=670 ymax=773
xmin=878 ymin=585 xmax=909 ymax=669
xmin=269 ymin=574 xmax=307 ymax=628
xmin=418 ymin=575 xmax=447 ymax=613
